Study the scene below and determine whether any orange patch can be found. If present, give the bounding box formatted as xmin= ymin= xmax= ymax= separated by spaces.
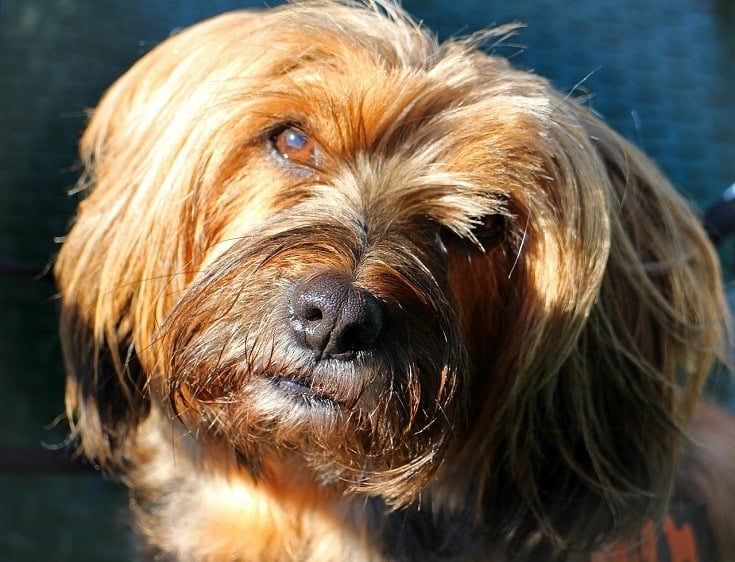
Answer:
xmin=664 ymin=517 xmax=699 ymax=562
xmin=593 ymin=518 xmax=700 ymax=562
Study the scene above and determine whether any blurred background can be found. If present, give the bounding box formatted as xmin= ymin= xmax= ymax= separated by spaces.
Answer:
xmin=1 ymin=0 xmax=734 ymax=559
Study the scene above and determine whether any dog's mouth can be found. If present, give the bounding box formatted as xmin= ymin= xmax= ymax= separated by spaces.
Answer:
xmin=268 ymin=373 xmax=346 ymax=407
xmin=242 ymin=346 xmax=380 ymax=412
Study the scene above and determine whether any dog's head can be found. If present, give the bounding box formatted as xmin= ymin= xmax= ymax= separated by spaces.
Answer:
xmin=55 ymin=0 xmax=726 ymax=555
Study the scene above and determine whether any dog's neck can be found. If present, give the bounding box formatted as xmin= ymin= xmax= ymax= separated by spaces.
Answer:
xmin=124 ymin=409 xmax=494 ymax=561
xmin=126 ymin=411 xmax=367 ymax=560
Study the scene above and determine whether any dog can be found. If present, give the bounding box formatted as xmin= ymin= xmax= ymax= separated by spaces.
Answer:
xmin=54 ymin=1 xmax=735 ymax=560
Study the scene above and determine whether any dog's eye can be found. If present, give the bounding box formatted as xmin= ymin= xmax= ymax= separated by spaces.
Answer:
xmin=437 ymin=215 xmax=506 ymax=254
xmin=271 ymin=127 xmax=320 ymax=167
xmin=473 ymin=215 xmax=506 ymax=251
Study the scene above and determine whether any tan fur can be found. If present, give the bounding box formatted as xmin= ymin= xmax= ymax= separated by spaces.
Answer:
xmin=55 ymin=2 xmax=732 ymax=560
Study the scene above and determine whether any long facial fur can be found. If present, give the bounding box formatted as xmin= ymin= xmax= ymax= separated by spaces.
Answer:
xmin=55 ymin=1 xmax=727 ymax=559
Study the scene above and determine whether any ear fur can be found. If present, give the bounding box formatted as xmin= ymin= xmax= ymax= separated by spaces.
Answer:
xmin=462 ymin=91 xmax=728 ymax=556
xmin=54 ymin=11 xmax=268 ymax=468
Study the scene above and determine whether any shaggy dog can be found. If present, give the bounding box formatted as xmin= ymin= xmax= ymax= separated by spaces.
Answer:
xmin=55 ymin=1 xmax=735 ymax=560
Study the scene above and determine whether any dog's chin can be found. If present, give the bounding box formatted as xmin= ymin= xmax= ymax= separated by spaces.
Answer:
xmin=175 ymin=341 xmax=452 ymax=475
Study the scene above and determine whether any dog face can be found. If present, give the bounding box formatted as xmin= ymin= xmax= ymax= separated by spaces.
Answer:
xmin=55 ymin=1 xmax=726 ymax=554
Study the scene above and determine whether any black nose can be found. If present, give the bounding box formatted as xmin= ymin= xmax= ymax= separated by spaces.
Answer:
xmin=290 ymin=272 xmax=386 ymax=359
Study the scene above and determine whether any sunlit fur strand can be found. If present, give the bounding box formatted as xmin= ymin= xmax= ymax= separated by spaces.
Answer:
xmin=54 ymin=1 xmax=731 ymax=560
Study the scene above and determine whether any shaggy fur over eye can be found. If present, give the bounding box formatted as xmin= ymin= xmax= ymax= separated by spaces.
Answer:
xmin=55 ymin=2 xmax=734 ymax=561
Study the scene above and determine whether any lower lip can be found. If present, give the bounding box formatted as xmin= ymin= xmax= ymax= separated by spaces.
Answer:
xmin=268 ymin=375 xmax=343 ymax=408
xmin=273 ymin=376 xmax=316 ymax=397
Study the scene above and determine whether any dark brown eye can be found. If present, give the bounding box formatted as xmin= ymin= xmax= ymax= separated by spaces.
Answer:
xmin=473 ymin=215 xmax=506 ymax=251
xmin=436 ymin=215 xmax=506 ymax=255
xmin=272 ymin=126 xmax=319 ymax=166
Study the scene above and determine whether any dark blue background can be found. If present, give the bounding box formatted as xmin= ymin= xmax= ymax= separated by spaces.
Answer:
xmin=1 ymin=2 xmax=733 ymax=559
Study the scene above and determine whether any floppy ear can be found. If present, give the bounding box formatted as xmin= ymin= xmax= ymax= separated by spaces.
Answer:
xmin=55 ymin=11 xmax=266 ymax=468
xmin=549 ymin=106 xmax=726 ymax=546
xmin=54 ymin=67 xmax=162 ymax=469
xmin=54 ymin=69 xmax=161 ymax=469
xmin=463 ymin=93 xmax=728 ymax=556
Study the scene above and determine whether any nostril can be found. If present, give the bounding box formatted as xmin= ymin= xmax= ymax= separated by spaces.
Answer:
xmin=303 ymin=307 xmax=323 ymax=322
xmin=337 ymin=315 xmax=383 ymax=351
xmin=338 ymin=293 xmax=384 ymax=347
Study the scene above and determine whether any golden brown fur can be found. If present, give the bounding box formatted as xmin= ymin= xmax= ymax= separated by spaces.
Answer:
xmin=55 ymin=2 xmax=734 ymax=560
